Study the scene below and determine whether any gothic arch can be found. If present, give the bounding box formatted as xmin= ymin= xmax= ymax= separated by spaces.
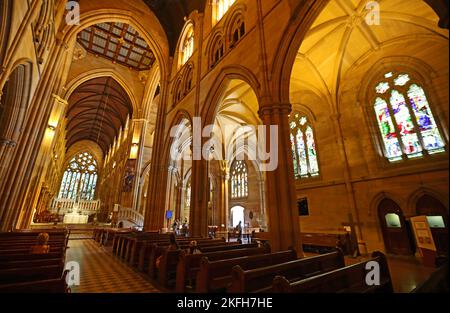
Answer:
xmin=369 ymin=191 xmax=406 ymax=218
xmin=202 ymin=65 xmax=261 ymax=127
xmin=64 ymin=70 xmax=139 ymax=113
xmin=407 ymin=188 xmax=449 ymax=216
xmin=58 ymin=4 xmax=170 ymax=90
xmin=207 ymin=31 xmax=225 ymax=69
xmin=223 ymin=3 xmax=247 ymax=48
xmin=272 ymin=0 xmax=448 ymax=105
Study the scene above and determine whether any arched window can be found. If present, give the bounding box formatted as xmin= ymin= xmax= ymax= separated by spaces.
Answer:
xmin=58 ymin=152 xmax=98 ymax=201
xmin=230 ymin=14 xmax=245 ymax=47
xmin=180 ymin=25 xmax=194 ymax=66
xmin=373 ymin=71 xmax=446 ymax=162
xmin=230 ymin=160 xmax=248 ymax=199
xmin=215 ymin=0 xmax=236 ymax=23
xmin=289 ymin=113 xmax=319 ymax=178
xmin=210 ymin=35 xmax=224 ymax=68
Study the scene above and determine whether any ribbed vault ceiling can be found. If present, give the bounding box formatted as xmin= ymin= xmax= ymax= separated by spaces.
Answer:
xmin=290 ymin=0 xmax=449 ymax=103
xmin=66 ymin=77 xmax=133 ymax=153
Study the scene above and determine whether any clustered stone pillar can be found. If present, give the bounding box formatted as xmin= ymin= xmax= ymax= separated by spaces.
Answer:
xmin=0 ymin=38 xmax=68 ymax=231
xmin=215 ymin=161 xmax=229 ymax=230
xmin=189 ymin=142 xmax=209 ymax=238
xmin=258 ymin=103 xmax=303 ymax=254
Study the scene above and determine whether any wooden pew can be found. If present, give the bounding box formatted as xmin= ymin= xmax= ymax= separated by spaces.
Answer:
xmin=109 ymin=229 xmax=133 ymax=249
xmin=300 ymin=231 xmax=352 ymax=255
xmin=196 ymin=249 xmax=297 ymax=293
xmin=123 ymin=232 xmax=163 ymax=262
xmin=148 ymin=239 xmax=229 ymax=280
xmin=199 ymin=243 xmax=258 ymax=253
xmin=136 ymin=236 xmax=209 ymax=272
xmin=176 ymin=245 xmax=270 ymax=293
xmin=0 ymin=264 xmax=65 ymax=285
xmin=272 ymin=251 xmax=393 ymax=293
xmin=154 ymin=238 xmax=231 ymax=287
xmin=0 ymin=258 xmax=63 ymax=270
xmin=228 ymin=249 xmax=345 ymax=293
xmin=0 ymin=270 xmax=69 ymax=293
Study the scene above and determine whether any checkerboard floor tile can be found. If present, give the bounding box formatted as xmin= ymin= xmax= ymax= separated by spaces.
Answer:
xmin=66 ymin=239 xmax=161 ymax=293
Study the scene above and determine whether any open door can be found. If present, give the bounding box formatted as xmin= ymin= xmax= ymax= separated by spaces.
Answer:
xmin=416 ymin=195 xmax=449 ymax=256
xmin=378 ymin=198 xmax=414 ymax=255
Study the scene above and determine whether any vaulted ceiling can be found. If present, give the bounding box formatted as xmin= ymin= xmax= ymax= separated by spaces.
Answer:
xmin=66 ymin=77 xmax=133 ymax=153
xmin=290 ymin=0 xmax=449 ymax=104
xmin=142 ymin=0 xmax=207 ymax=54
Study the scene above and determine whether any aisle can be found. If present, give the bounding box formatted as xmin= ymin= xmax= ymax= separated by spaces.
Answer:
xmin=66 ymin=239 xmax=161 ymax=293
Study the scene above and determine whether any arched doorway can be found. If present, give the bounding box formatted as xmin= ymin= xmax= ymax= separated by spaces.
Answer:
xmin=378 ymin=198 xmax=414 ymax=255
xmin=416 ymin=195 xmax=449 ymax=255
xmin=231 ymin=206 xmax=245 ymax=228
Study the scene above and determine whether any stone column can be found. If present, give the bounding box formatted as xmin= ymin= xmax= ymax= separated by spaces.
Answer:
xmin=130 ymin=119 xmax=147 ymax=211
xmin=258 ymin=103 xmax=303 ymax=254
xmin=189 ymin=145 xmax=209 ymax=237
xmin=258 ymin=178 xmax=267 ymax=230
xmin=215 ymin=161 xmax=229 ymax=230
xmin=0 ymin=37 xmax=68 ymax=231
xmin=175 ymin=184 xmax=182 ymax=220
xmin=17 ymin=94 xmax=67 ymax=229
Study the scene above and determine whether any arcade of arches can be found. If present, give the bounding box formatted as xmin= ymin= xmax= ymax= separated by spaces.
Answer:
xmin=0 ymin=0 xmax=448 ymax=293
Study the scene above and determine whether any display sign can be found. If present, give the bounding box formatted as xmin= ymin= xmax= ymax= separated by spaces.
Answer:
xmin=410 ymin=215 xmax=436 ymax=252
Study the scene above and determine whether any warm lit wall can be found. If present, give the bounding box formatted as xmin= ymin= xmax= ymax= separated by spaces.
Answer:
xmin=289 ymin=0 xmax=449 ymax=253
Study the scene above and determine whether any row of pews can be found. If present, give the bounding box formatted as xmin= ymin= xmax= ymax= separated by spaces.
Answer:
xmin=0 ymin=229 xmax=70 ymax=293
xmin=102 ymin=229 xmax=393 ymax=293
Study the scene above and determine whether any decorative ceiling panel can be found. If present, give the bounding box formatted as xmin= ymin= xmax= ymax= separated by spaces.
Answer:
xmin=77 ymin=22 xmax=156 ymax=71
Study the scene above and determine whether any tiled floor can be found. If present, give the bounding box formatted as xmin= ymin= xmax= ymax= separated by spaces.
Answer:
xmin=344 ymin=254 xmax=436 ymax=293
xmin=66 ymin=239 xmax=161 ymax=293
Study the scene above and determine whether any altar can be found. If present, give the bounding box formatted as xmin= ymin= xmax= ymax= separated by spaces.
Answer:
xmin=63 ymin=212 xmax=89 ymax=224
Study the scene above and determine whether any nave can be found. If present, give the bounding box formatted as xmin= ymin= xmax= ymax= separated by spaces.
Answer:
xmin=0 ymin=0 xmax=448 ymax=296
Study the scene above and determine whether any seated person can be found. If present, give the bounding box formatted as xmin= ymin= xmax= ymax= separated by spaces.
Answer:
xmin=30 ymin=233 xmax=50 ymax=254
xmin=156 ymin=233 xmax=179 ymax=269
xmin=187 ymin=241 xmax=201 ymax=255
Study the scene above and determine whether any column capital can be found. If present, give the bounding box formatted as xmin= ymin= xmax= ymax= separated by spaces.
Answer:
xmin=52 ymin=94 xmax=68 ymax=106
xmin=0 ymin=138 xmax=17 ymax=147
xmin=258 ymin=103 xmax=292 ymax=118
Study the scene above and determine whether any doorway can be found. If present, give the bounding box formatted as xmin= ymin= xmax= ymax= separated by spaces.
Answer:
xmin=378 ymin=198 xmax=414 ymax=255
xmin=416 ymin=195 xmax=449 ymax=256
xmin=231 ymin=206 xmax=245 ymax=228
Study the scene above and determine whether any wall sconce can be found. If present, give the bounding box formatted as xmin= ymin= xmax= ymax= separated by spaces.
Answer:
xmin=47 ymin=124 xmax=56 ymax=131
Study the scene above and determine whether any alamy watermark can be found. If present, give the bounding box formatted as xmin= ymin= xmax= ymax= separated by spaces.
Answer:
xmin=65 ymin=261 xmax=80 ymax=287
xmin=66 ymin=1 xmax=80 ymax=26
xmin=365 ymin=260 xmax=381 ymax=286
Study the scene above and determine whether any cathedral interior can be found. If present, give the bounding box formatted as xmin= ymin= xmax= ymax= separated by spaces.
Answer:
xmin=0 ymin=0 xmax=448 ymax=296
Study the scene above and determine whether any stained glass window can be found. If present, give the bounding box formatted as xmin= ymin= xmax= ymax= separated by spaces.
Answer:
xmin=373 ymin=72 xmax=445 ymax=162
xmin=290 ymin=113 xmax=319 ymax=178
xmin=230 ymin=160 xmax=248 ymax=199
xmin=58 ymin=152 xmax=98 ymax=200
